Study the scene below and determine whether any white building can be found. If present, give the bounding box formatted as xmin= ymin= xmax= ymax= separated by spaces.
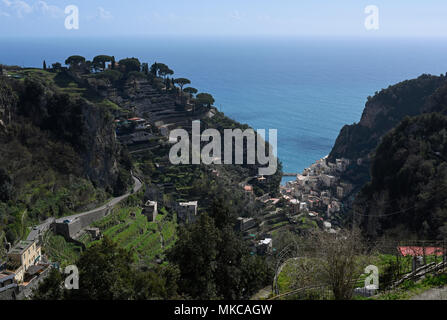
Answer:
xmin=177 ymin=201 xmax=198 ymax=224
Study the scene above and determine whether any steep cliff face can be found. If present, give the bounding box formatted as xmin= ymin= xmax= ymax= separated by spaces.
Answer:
xmin=0 ymin=75 xmax=129 ymax=242
xmin=12 ymin=77 xmax=122 ymax=191
xmin=77 ymin=99 xmax=120 ymax=190
xmin=330 ymin=74 xmax=447 ymax=162
xmin=328 ymin=74 xmax=447 ymax=188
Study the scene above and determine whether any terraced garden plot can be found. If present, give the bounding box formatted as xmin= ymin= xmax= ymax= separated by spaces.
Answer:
xmin=89 ymin=206 xmax=178 ymax=263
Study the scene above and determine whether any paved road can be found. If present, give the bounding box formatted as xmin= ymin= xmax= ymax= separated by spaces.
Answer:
xmin=27 ymin=174 xmax=143 ymax=241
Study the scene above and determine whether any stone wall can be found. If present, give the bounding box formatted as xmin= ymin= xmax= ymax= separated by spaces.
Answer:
xmin=53 ymin=207 xmax=111 ymax=241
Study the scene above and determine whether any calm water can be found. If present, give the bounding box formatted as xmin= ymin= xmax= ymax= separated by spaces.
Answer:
xmin=2 ymin=36 xmax=447 ymax=184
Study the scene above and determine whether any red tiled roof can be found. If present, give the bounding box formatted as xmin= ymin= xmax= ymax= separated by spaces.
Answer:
xmin=398 ymin=246 xmax=444 ymax=257
xmin=244 ymin=185 xmax=253 ymax=192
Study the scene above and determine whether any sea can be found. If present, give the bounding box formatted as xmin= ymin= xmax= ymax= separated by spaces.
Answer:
xmin=2 ymin=35 xmax=447 ymax=184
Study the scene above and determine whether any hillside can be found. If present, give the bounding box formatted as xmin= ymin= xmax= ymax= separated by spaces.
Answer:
xmin=353 ymin=113 xmax=447 ymax=240
xmin=0 ymin=72 xmax=131 ymax=243
xmin=328 ymin=74 xmax=447 ymax=187
xmin=0 ymin=58 xmax=282 ymax=281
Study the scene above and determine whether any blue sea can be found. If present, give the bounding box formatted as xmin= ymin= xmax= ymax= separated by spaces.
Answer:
xmin=2 ymin=36 xmax=447 ymax=184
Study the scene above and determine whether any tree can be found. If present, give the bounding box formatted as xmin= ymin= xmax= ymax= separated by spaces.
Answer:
xmin=113 ymin=168 xmax=131 ymax=196
xmin=32 ymin=267 xmax=65 ymax=300
xmin=183 ymin=87 xmax=198 ymax=98
xmin=0 ymin=78 xmax=17 ymax=124
xmin=69 ymin=237 xmax=136 ymax=300
xmin=43 ymin=60 xmax=47 ymax=70
xmin=157 ymin=63 xmax=174 ymax=79
xmin=183 ymin=87 xmax=198 ymax=112
xmin=0 ymin=167 xmax=13 ymax=202
xmin=141 ymin=63 xmax=149 ymax=75
xmin=174 ymin=78 xmax=191 ymax=92
xmin=168 ymin=214 xmax=220 ymax=299
xmin=150 ymin=62 xmax=159 ymax=76
xmin=64 ymin=55 xmax=86 ymax=70
xmin=118 ymin=58 xmax=141 ymax=74
xmin=168 ymin=198 xmax=270 ymax=299
xmin=133 ymin=265 xmax=180 ymax=300
xmin=52 ymin=62 xmax=62 ymax=72
xmin=92 ymin=55 xmax=113 ymax=72
xmin=96 ymin=70 xmax=122 ymax=82
xmin=195 ymin=93 xmax=215 ymax=110
xmin=174 ymin=78 xmax=191 ymax=104
xmin=299 ymin=228 xmax=371 ymax=300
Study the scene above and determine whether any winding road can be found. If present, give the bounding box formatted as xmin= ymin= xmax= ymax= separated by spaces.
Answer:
xmin=27 ymin=174 xmax=143 ymax=242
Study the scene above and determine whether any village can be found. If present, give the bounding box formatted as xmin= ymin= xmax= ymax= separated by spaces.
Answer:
xmin=279 ymin=156 xmax=353 ymax=232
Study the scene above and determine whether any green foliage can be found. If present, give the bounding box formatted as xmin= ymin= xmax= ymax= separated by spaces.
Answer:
xmin=36 ymin=236 xmax=180 ymax=300
xmin=355 ymin=113 xmax=447 ymax=239
xmin=167 ymin=198 xmax=271 ymax=300
xmin=42 ymin=233 xmax=82 ymax=267
xmin=95 ymin=69 xmax=122 ymax=82
xmin=329 ymin=74 xmax=447 ymax=188
xmin=32 ymin=267 xmax=65 ymax=300
xmin=174 ymin=78 xmax=190 ymax=89
xmin=65 ymin=55 xmax=86 ymax=69
xmin=92 ymin=55 xmax=113 ymax=71
xmin=0 ymin=167 xmax=13 ymax=201
xmin=69 ymin=236 xmax=135 ymax=299
xmin=118 ymin=58 xmax=141 ymax=74
xmin=195 ymin=93 xmax=215 ymax=108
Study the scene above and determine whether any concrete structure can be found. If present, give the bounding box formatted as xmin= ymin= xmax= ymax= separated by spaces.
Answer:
xmin=299 ymin=202 xmax=308 ymax=212
xmin=336 ymin=158 xmax=350 ymax=172
xmin=236 ymin=217 xmax=257 ymax=232
xmin=53 ymin=205 xmax=112 ymax=240
xmin=0 ymin=271 xmax=18 ymax=300
xmin=85 ymin=227 xmax=101 ymax=240
xmin=321 ymin=174 xmax=336 ymax=188
xmin=7 ymin=240 xmax=41 ymax=283
xmin=256 ymin=238 xmax=273 ymax=255
xmin=176 ymin=201 xmax=198 ymax=224
xmin=143 ymin=200 xmax=158 ymax=222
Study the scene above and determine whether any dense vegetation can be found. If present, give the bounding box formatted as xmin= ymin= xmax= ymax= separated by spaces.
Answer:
xmin=329 ymin=74 xmax=447 ymax=187
xmin=34 ymin=197 xmax=271 ymax=300
xmin=353 ymin=113 xmax=447 ymax=240
xmin=0 ymin=54 xmax=284 ymax=300
xmin=167 ymin=197 xmax=272 ymax=299
xmin=0 ymin=75 xmax=133 ymax=243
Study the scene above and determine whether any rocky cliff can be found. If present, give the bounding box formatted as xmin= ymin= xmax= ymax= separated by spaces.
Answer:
xmin=328 ymin=74 xmax=447 ymax=187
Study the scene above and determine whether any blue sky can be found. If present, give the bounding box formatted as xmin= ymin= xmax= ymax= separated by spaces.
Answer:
xmin=1 ymin=0 xmax=447 ymax=37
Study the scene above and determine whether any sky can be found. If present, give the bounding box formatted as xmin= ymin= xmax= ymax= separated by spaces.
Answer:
xmin=0 ymin=0 xmax=447 ymax=38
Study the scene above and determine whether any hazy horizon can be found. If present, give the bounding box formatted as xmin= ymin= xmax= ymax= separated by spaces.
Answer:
xmin=1 ymin=0 xmax=447 ymax=38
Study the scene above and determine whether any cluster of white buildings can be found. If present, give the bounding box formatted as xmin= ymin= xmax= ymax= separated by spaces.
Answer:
xmin=280 ymin=157 xmax=353 ymax=222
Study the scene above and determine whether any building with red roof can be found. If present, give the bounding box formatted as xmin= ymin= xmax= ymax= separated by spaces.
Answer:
xmin=398 ymin=246 xmax=444 ymax=257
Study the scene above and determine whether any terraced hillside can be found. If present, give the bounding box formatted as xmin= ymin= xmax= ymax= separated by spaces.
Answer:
xmin=88 ymin=205 xmax=177 ymax=266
